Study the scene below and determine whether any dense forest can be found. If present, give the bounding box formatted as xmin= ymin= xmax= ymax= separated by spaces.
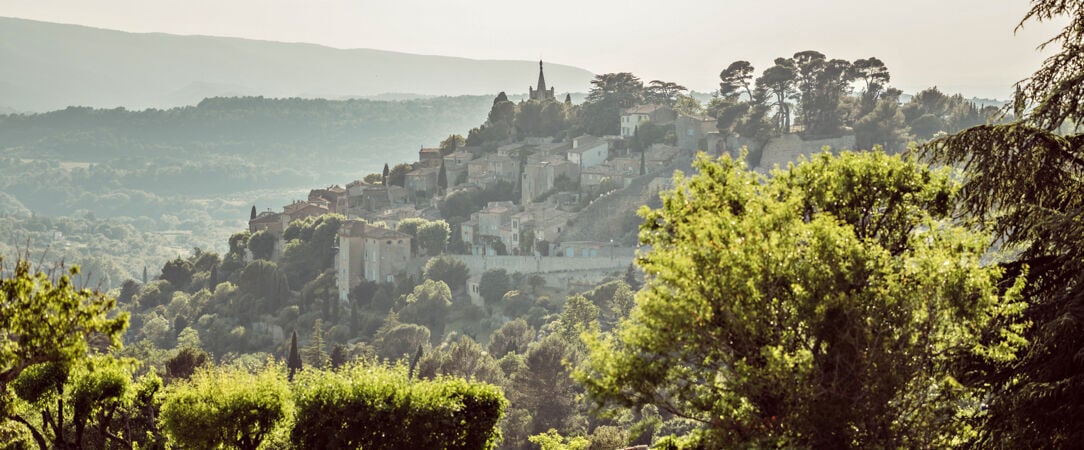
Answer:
xmin=4 ymin=0 xmax=1084 ymax=448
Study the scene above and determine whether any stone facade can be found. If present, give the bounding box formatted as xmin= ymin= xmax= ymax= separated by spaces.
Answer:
xmin=757 ymin=134 xmax=856 ymax=169
xmin=442 ymin=151 xmax=473 ymax=187
xmin=336 ymin=220 xmax=413 ymax=302
xmin=675 ymin=114 xmax=717 ymax=151
xmin=467 ymin=154 xmax=520 ymax=189
xmin=521 ymin=156 xmax=580 ymax=204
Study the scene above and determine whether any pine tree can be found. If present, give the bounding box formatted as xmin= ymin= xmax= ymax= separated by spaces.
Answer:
xmin=287 ymin=330 xmax=302 ymax=381
xmin=303 ymin=319 xmax=329 ymax=370
xmin=329 ymin=344 xmax=347 ymax=369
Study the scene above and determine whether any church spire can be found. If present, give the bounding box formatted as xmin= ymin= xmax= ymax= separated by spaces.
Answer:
xmin=537 ymin=60 xmax=547 ymax=94
xmin=529 ymin=60 xmax=555 ymax=102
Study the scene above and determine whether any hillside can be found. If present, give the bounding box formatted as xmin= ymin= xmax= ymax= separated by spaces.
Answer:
xmin=0 ymin=17 xmax=595 ymax=112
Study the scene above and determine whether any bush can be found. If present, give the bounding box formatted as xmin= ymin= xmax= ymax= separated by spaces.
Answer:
xmin=291 ymin=363 xmax=506 ymax=450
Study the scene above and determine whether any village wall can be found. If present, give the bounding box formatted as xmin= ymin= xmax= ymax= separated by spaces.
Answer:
xmin=757 ymin=134 xmax=856 ymax=169
xmin=446 ymin=253 xmax=633 ymax=276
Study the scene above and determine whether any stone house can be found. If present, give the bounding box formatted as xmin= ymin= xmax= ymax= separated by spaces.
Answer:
xmin=462 ymin=201 xmax=519 ymax=255
xmin=336 ymin=220 xmax=413 ymax=301
xmin=308 ymin=185 xmax=346 ymax=214
xmin=609 ymin=155 xmax=642 ymax=176
xmin=405 ymin=166 xmax=440 ymax=199
xmin=418 ymin=147 xmax=443 ymax=167
xmin=523 ymin=202 xmax=573 ymax=243
xmin=281 ymin=200 xmax=330 ymax=230
xmin=521 ymin=156 xmax=580 ymax=204
xmin=580 ymin=163 xmax=634 ymax=191
xmin=249 ymin=210 xmax=284 ymax=235
xmin=467 ymin=154 xmax=520 ymax=189
xmin=497 ymin=142 xmax=529 ymax=157
xmin=568 ymin=135 xmax=608 ymax=169
xmin=345 ymin=182 xmax=408 ymax=216
xmin=645 ymin=144 xmax=681 ymax=173
xmin=442 ymin=150 xmax=474 ymax=187
xmin=675 ymin=113 xmax=718 ymax=151
xmin=620 ymin=104 xmax=677 ymax=138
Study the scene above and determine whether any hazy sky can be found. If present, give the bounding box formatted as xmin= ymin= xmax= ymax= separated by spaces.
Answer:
xmin=1 ymin=0 xmax=1066 ymax=99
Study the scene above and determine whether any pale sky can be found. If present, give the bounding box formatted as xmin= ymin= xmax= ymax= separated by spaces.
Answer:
xmin=0 ymin=0 xmax=1066 ymax=99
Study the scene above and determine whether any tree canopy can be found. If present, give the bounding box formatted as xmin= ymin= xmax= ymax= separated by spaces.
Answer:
xmin=921 ymin=1 xmax=1084 ymax=445
xmin=577 ymin=152 xmax=1027 ymax=448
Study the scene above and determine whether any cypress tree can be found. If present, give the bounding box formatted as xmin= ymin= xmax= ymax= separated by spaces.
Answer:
xmin=382 ymin=163 xmax=390 ymax=186
xmin=209 ymin=264 xmax=219 ymax=288
xmin=438 ymin=160 xmax=448 ymax=190
xmin=250 ymin=205 xmax=256 ymax=221
xmin=287 ymin=330 xmax=302 ymax=381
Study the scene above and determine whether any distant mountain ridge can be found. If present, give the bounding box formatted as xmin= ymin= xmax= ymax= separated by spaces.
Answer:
xmin=0 ymin=17 xmax=595 ymax=112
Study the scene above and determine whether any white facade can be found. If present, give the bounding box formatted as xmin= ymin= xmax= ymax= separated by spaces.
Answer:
xmin=621 ymin=113 xmax=652 ymax=138
xmin=569 ymin=136 xmax=608 ymax=169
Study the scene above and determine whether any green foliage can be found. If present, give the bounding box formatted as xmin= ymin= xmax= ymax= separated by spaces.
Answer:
xmin=303 ymin=319 xmax=330 ymax=370
xmin=499 ymin=290 xmax=534 ymax=319
xmin=478 ymin=269 xmax=511 ymax=306
xmin=279 ymin=214 xmax=344 ymax=288
xmin=388 ymin=163 xmax=413 ymax=187
xmin=417 ymin=220 xmax=451 ymax=256
xmin=166 ymin=346 xmax=210 ymax=381
xmin=580 ymin=73 xmax=645 ymax=136
xmin=290 ymin=362 xmax=506 ymax=450
xmin=423 ymin=256 xmax=470 ymax=291
xmin=528 ymin=429 xmax=590 ymax=450
xmin=0 ymin=258 xmax=128 ymax=403
xmin=159 ymin=363 xmax=292 ymax=450
xmin=488 ymin=318 xmax=534 ymax=357
xmin=287 ymin=330 xmax=302 ymax=380
xmin=577 ymin=152 xmax=1027 ymax=448
xmin=236 ymin=260 xmax=291 ymax=316
xmin=8 ymin=356 xmax=143 ymax=450
xmin=556 ymin=295 xmax=599 ymax=345
xmin=159 ymin=257 xmax=194 ymax=289
xmin=376 ymin=322 xmax=431 ymax=362
xmin=515 ymin=334 xmax=582 ymax=436
xmin=246 ymin=230 xmax=276 ymax=260
xmin=398 ymin=280 xmax=453 ymax=343
xmin=417 ymin=336 xmax=506 ymax=386
xmin=921 ymin=4 xmax=1084 ymax=442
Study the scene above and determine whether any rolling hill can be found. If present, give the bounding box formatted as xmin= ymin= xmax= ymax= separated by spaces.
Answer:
xmin=0 ymin=17 xmax=595 ymax=112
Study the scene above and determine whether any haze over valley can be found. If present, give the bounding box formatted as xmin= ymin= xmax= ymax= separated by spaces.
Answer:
xmin=1 ymin=2 xmax=1082 ymax=449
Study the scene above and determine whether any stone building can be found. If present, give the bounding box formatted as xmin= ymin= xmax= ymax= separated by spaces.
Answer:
xmin=336 ymin=220 xmax=413 ymax=301
xmin=620 ymin=104 xmax=677 ymax=138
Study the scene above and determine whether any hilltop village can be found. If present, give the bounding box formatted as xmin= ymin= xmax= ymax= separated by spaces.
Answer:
xmin=247 ymin=62 xmax=709 ymax=306
xmin=246 ymin=62 xmax=863 ymax=308
xmin=248 ymin=62 xmax=876 ymax=315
